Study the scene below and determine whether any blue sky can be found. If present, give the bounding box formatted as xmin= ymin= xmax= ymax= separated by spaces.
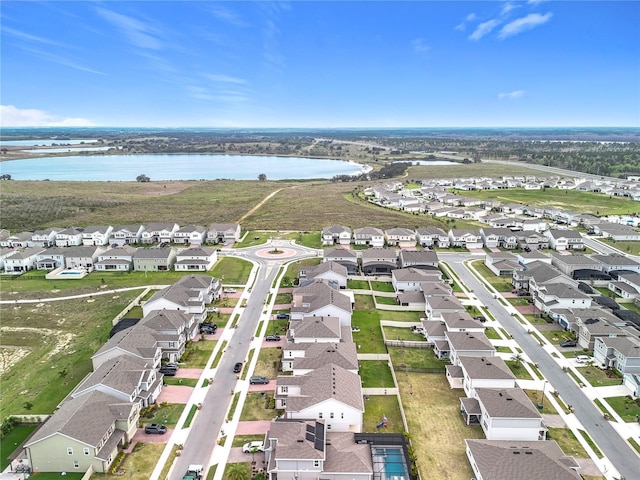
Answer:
xmin=1 ymin=1 xmax=638 ymax=127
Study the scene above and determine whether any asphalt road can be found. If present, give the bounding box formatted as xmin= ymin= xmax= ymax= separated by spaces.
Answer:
xmin=441 ymin=253 xmax=640 ymax=479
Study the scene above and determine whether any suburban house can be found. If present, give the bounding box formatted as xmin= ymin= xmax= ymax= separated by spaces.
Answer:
xmin=321 ymin=225 xmax=352 ymax=246
xmin=174 ymin=246 xmax=217 ymax=271
xmin=31 ymin=228 xmax=61 ymax=247
xmin=110 ymin=224 xmax=145 ymax=245
xmin=446 ymin=356 xmax=517 ymax=396
xmin=623 ymin=373 xmax=640 ymax=397
xmin=140 ymin=309 xmax=197 ymax=360
xmin=592 ymin=254 xmax=640 ymax=274
xmin=440 ymin=312 xmax=485 ymax=334
xmin=173 ymin=224 xmax=208 ymax=245
xmin=384 ymin=228 xmax=416 ymax=248
xmin=132 ymin=247 xmax=177 ymax=271
xmin=4 ymin=231 xmax=33 ymax=248
xmin=24 ymin=390 xmax=139 ymax=473
xmin=360 ymin=248 xmax=397 ymax=276
xmin=485 ymin=252 xmax=523 ymax=277
xmin=299 ymin=262 xmax=349 ymax=289
xmin=465 ymin=439 xmax=581 ymax=480
xmin=398 ymin=250 xmax=439 ymax=270
xmin=575 ymin=316 xmax=632 ymax=350
xmin=391 ymin=268 xmax=441 ymax=292
xmin=353 ymin=227 xmax=384 ymax=247
xmin=3 ymin=247 xmax=46 ymax=272
xmin=532 ymin=283 xmax=592 ymax=315
xmin=274 ymin=363 xmax=364 ymax=432
xmin=64 ymin=246 xmax=106 ymax=270
xmin=323 ymin=248 xmax=359 ymax=275
xmin=55 ymin=228 xmax=84 ymax=247
xmin=290 ymin=281 xmax=353 ymax=325
xmin=82 ymin=226 xmax=114 ymax=246
xmin=593 ymin=336 xmax=640 ymax=374
xmin=288 ymin=316 xmax=345 ymax=344
xmin=92 ymin=325 xmax=162 ymax=370
xmin=264 ymin=419 xmax=374 ymax=480
xmin=397 ymin=290 xmax=427 ymax=308
xmin=142 ymin=283 xmax=206 ymax=322
xmin=35 ymin=247 xmax=67 ymax=270
xmin=446 ymin=331 xmax=495 ymax=366
xmin=461 ymin=388 xmax=546 ymax=441
xmin=516 ymin=250 xmax=552 ymax=266
xmin=281 ymin=342 xmax=358 ymax=375
xmin=517 ymin=232 xmax=549 ymax=250
xmin=448 ymin=229 xmax=483 ymax=249
xmin=513 ymin=261 xmax=567 ymax=292
xmin=592 ymin=223 xmax=640 ymax=241
xmin=548 ymin=306 xmax=620 ymax=332
xmin=424 ymin=294 xmax=465 ymax=320
xmin=140 ymin=223 xmax=179 ymax=244
xmin=415 ymin=226 xmax=450 ymax=248
xmin=70 ymin=354 xmax=162 ymax=408
xmin=174 ymin=274 xmax=221 ymax=304
xmin=545 ymin=229 xmax=584 ymax=251
xmin=550 ymin=253 xmax=601 ymax=277
xmin=207 ymin=223 xmax=241 ymax=244
xmin=94 ymin=246 xmax=136 ymax=272
xmin=609 ymin=273 xmax=640 ymax=300
xmin=480 ymin=228 xmax=518 ymax=249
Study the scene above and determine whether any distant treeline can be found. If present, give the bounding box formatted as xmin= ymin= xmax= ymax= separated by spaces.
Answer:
xmin=331 ymin=162 xmax=412 ymax=183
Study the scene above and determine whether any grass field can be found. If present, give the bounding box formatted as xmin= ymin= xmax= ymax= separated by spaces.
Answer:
xmin=468 ymin=260 xmax=513 ymax=292
xmin=388 ymin=346 xmax=449 ymax=371
xmin=398 ymin=372 xmax=484 ymax=480
xmin=253 ymin=347 xmax=283 ymax=378
xmin=98 ymin=442 xmax=165 ymax=480
xmin=240 ymin=392 xmax=278 ymax=421
xmin=359 ymin=360 xmax=396 ymax=388
xmin=0 ymin=424 xmax=38 ymax=470
xmin=604 ymin=396 xmax=640 ymax=422
xmin=406 ymin=162 xmax=542 ymax=180
xmin=601 ymin=239 xmax=640 ymax=255
xmin=210 ymin=257 xmax=253 ymax=285
xmin=362 ymin=395 xmax=404 ymax=433
xmin=547 ymin=427 xmax=589 ymax=459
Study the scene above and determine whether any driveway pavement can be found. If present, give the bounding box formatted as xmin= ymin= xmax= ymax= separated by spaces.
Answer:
xmin=157 ymin=385 xmax=194 ymax=403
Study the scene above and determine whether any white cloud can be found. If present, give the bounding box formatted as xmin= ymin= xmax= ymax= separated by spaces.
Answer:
xmin=411 ymin=38 xmax=430 ymax=53
xmin=209 ymin=5 xmax=248 ymax=28
xmin=469 ymin=19 xmax=501 ymax=41
xmin=95 ymin=7 xmax=163 ymax=50
xmin=2 ymin=26 xmax=67 ymax=48
xmin=455 ymin=13 xmax=477 ymax=31
xmin=0 ymin=105 xmax=94 ymax=127
xmin=204 ymin=74 xmax=248 ymax=85
xmin=498 ymin=12 xmax=552 ymax=39
xmin=498 ymin=90 xmax=526 ymax=100
xmin=500 ymin=3 xmax=519 ymax=16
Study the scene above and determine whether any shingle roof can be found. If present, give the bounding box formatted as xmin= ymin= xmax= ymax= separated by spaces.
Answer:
xmin=306 ymin=261 xmax=348 ymax=279
xmin=458 ymin=356 xmax=516 ymax=381
xmin=72 ymin=354 xmax=150 ymax=398
xmin=293 ymin=316 xmax=342 ymax=340
xmin=441 ymin=312 xmax=484 ymax=331
xmin=287 ymin=342 xmax=358 ymax=371
xmin=292 ymin=281 xmax=352 ymax=315
xmin=475 ymin=388 xmax=541 ymax=419
xmin=267 ymin=420 xmax=325 ymax=460
xmin=446 ymin=331 xmax=494 ymax=351
xmin=323 ymin=431 xmax=372 ymax=474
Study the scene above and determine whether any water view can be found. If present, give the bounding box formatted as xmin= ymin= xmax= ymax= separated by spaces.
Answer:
xmin=0 ymin=139 xmax=98 ymax=146
xmin=0 ymin=154 xmax=368 ymax=181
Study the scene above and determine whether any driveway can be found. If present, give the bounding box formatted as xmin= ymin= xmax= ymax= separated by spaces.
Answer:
xmin=157 ymin=385 xmax=194 ymax=403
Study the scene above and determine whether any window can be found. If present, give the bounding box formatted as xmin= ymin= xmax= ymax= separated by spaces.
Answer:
xmin=330 ymin=413 xmax=334 ymax=419
xmin=83 ymin=448 xmax=90 ymax=456
xmin=67 ymin=447 xmax=73 ymax=455
xmin=314 ymin=460 xmax=320 ymax=467
xmin=318 ymin=412 xmax=323 ymax=419
xmin=341 ymin=413 xmax=344 ymax=419
xmin=73 ymin=461 xmax=80 ymax=469
xmin=281 ymin=386 xmax=288 ymax=393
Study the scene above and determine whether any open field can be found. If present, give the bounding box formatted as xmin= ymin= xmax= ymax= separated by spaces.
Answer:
xmin=406 ymin=162 xmax=543 ymax=180
xmin=0 ymin=290 xmax=140 ymax=418
xmin=600 ymin=239 xmax=640 ymax=255
xmin=397 ymin=372 xmax=484 ymax=480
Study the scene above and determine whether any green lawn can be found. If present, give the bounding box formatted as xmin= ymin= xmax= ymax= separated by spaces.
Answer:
xmin=210 ymin=257 xmax=253 ymax=285
xmin=0 ymin=424 xmax=38 ymax=470
xmin=370 ymin=281 xmax=395 ymax=292
xmin=505 ymin=360 xmax=534 ymax=380
xmin=601 ymin=239 xmax=640 ymax=256
xmin=274 ymin=293 xmax=292 ymax=304
xmin=547 ymin=427 xmax=590 ymax=459
xmin=469 ymin=261 xmax=513 ymax=292
xmin=141 ymin=403 xmax=185 ymax=427
xmin=254 ymin=347 xmax=283 ymax=378
xmin=604 ymin=396 xmax=640 ymax=422
xmin=348 ymin=279 xmax=370 ymax=290
xmin=351 ymin=295 xmax=386 ymax=353
xmin=359 ymin=360 xmax=396 ymax=388
xmin=538 ymin=329 xmax=573 ymax=345
xmin=387 ymin=346 xmax=449 ymax=371
xmin=375 ymin=296 xmax=398 ymax=305
xmin=381 ymin=311 xmax=424 ymax=322
xmin=506 ymin=297 xmax=531 ymax=306
xmin=383 ymin=326 xmax=424 ymax=341
xmin=483 ymin=327 xmax=502 ymax=340
xmin=240 ymin=392 xmax=278 ymax=421
xmin=577 ymin=367 xmax=622 ymax=387
xmin=163 ymin=377 xmax=199 ymax=387
xmin=181 ymin=340 xmax=217 ymax=368
xmin=362 ymin=395 xmax=404 ymax=433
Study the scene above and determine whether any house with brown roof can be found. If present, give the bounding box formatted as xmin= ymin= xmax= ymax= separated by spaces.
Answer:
xmin=174 ymin=246 xmax=217 ymax=271
xmin=275 ymin=363 xmax=364 ymax=432
xmin=465 ymin=439 xmax=581 ymax=480
xmin=291 ymin=281 xmax=352 ymax=325
xmin=360 ymin=248 xmax=397 ymax=276
xmin=281 ymin=342 xmax=358 ymax=375
xmin=288 ymin=316 xmax=346 ymax=343
xmin=446 ymin=331 xmax=495 ymax=366
xmin=323 ymin=248 xmax=359 ymax=275
xmin=461 ymin=388 xmax=546 ymax=441
xmin=299 ymin=261 xmax=349 ymax=289
xmin=24 ymin=391 xmax=139 ymax=473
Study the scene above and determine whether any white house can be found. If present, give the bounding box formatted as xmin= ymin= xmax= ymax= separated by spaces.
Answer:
xmin=281 ymin=342 xmax=359 ymax=376
xmin=110 ymin=224 xmax=145 ymax=245
xmin=174 ymin=246 xmax=217 ymax=271
xmin=545 ymin=229 xmax=584 ymax=251
xmin=3 ymin=247 xmax=45 ymax=273
xmin=173 ymin=224 xmax=208 ymax=245
xmin=321 ymin=225 xmax=352 ymax=246
xmin=353 ymin=227 xmax=384 ymax=247
xmin=55 ymin=228 xmax=84 ymax=247
xmin=82 ymin=226 xmax=113 ymax=246
xmin=288 ymin=316 xmax=344 ymax=344
xmin=141 ymin=223 xmax=179 ymax=244
xmin=290 ymin=281 xmax=352 ymax=325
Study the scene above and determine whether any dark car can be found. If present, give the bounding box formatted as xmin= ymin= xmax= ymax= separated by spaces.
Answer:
xmin=276 ymin=313 xmax=290 ymax=319
xmin=164 ymin=362 xmax=179 ymax=370
xmin=233 ymin=362 xmax=243 ymax=373
xmin=145 ymin=423 xmax=167 ymax=434
xmin=202 ymin=321 xmax=218 ymax=329
xmin=249 ymin=375 xmax=270 ymax=385
xmin=473 ymin=316 xmax=487 ymax=323
xmin=560 ymin=340 xmax=577 ymax=347
xmin=159 ymin=366 xmax=177 ymax=376
xmin=266 ymin=334 xmax=281 ymax=342
xmin=201 ymin=326 xmax=217 ymax=335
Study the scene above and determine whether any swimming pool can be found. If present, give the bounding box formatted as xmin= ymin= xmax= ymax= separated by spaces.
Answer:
xmin=372 ymin=447 xmax=408 ymax=480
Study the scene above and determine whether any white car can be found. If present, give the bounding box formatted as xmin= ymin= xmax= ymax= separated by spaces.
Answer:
xmin=224 ymin=288 xmax=237 ymax=294
xmin=242 ymin=441 xmax=264 ymax=453
xmin=576 ymin=355 xmax=592 ymax=363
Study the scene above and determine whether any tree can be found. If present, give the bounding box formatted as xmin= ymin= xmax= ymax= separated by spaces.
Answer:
xmin=510 ymin=353 xmax=524 ymax=369
xmin=136 ymin=174 xmax=150 ymax=182
xmin=226 ymin=462 xmax=250 ymax=480
xmin=258 ymin=173 xmax=267 ymax=181
xmin=0 ymin=173 xmax=12 ymax=180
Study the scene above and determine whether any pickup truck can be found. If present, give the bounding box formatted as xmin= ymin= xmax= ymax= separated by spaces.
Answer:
xmin=183 ymin=465 xmax=203 ymax=480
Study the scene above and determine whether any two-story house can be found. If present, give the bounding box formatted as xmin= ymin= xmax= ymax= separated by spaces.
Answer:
xmin=321 ymin=225 xmax=352 ymax=246
xmin=173 ymin=224 xmax=208 ymax=245
xmin=384 ymin=228 xmax=416 ymax=248
xmin=174 ymin=246 xmax=217 ymax=271
xmin=352 ymin=227 xmax=384 ymax=247
xmin=290 ymin=281 xmax=352 ymax=325
xmin=55 ymin=228 xmax=84 ymax=247
xmin=360 ymin=248 xmax=397 ymax=276
xmin=207 ymin=223 xmax=241 ymax=244
xmin=299 ymin=262 xmax=349 ymax=289
xmin=141 ymin=223 xmax=179 ymax=244
xmin=323 ymin=248 xmax=359 ymax=275
xmin=82 ymin=226 xmax=114 ymax=246
xmin=132 ymin=247 xmax=177 ymax=271
xmin=545 ymin=229 xmax=584 ymax=251
xmin=110 ymin=224 xmax=145 ymax=245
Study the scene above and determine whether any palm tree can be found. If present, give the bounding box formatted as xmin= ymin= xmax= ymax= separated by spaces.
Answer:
xmin=510 ymin=353 xmax=524 ymax=369
xmin=226 ymin=462 xmax=250 ymax=480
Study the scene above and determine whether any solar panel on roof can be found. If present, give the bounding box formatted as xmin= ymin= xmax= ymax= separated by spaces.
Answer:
xmin=314 ymin=438 xmax=324 ymax=451
xmin=306 ymin=424 xmax=315 ymax=433
xmin=315 ymin=422 xmax=325 ymax=440
xmin=306 ymin=432 xmax=314 ymax=442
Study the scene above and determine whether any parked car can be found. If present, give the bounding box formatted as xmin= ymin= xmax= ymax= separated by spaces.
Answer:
xmin=164 ymin=362 xmax=179 ymax=370
xmin=233 ymin=362 xmax=243 ymax=373
xmin=560 ymin=340 xmax=577 ymax=347
xmin=224 ymin=288 xmax=237 ymax=294
xmin=159 ymin=366 xmax=177 ymax=376
xmin=145 ymin=423 xmax=167 ymax=434
xmin=249 ymin=375 xmax=270 ymax=385
xmin=201 ymin=326 xmax=217 ymax=334
xmin=265 ymin=334 xmax=281 ymax=342
xmin=242 ymin=441 xmax=264 ymax=453
xmin=276 ymin=313 xmax=290 ymax=319
xmin=474 ymin=316 xmax=487 ymax=323
xmin=202 ymin=321 xmax=218 ymax=329
xmin=207 ymin=307 xmax=219 ymax=313
xmin=576 ymin=355 xmax=592 ymax=363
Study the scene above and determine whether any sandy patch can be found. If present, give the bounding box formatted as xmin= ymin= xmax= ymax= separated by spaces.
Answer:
xmin=0 ymin=346 xmax=31 ymax=375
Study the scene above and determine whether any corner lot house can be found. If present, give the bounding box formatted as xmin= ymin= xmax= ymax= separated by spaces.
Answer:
xmin=173 ymin=224 xmax=207 ymax=245
xmin=3 ymin=247 xmax=45 ymax=272
xmin=545 ymin=229 xmax=584 ymax=251
xmin=207 ymin=223 xmax=241 ymax=244
xmin=24 ymin=390 xmax=139 ymax=473
xmin=299 ymin=261 xmax=349 ymax=289
xmin=322 ymin=225 xmax=352 ymax=246
xmin=593 ymin=336 xmax=640 ymax=374
xmin=174 ymin=246 xmax=217 ymax=271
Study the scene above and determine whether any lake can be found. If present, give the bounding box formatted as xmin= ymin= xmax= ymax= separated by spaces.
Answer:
xmin=0 ymin=154 xmax=368 ymax=181
xmin=0 ymin=139 xmax=98 ymax=146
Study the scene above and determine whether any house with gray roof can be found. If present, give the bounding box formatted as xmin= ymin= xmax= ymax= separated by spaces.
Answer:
xmin=282 ymin=342 xmax=358 ymax=375
xmin=384 ymin=228 xmax=416 ymax=248
xmin=353 ymin=227 xmax=384 ymax=247
xmin=142 ymin=283 xmax=206 ymax=321
xmin=425 ymin=294 xmax=465 ymax=320
xmin=550 ymin=253 xmax=601 ymax=276
xmin=465 ymin=439 xmax=581 ymax=480
xmin=447 ymin=356 xmax=517 ymax=396
xmin=291 ymin=281 xmax=352 ymax=325
xmin=322 ymin=225 xmax=352 ymax=246
xmin=516 ymin=250 xmax=551 ymax=266
xmin=299 ymin=261 xmax=348 ymax=289
xmin=360 ymin=248 xmax=397 ymax=276
xmin=391 ymin=267 xmax=441 ymax=292
xmin=397 ymin=290 xmax=427 ymax=308
xmin=132 ymin=247 xmax=177 ymax=271
xmin=24 ymin=390 xmax=139 ymax=473
xmin=592 ymin=254 xmax=640 ymax=274
xmin=592 ymin=222 xmax=640 ymax=241
xmin=545 ymin=229 xmax=584 ymax=251
xmin=95 ymin=245 xmax=135 ymax=271
xmin=174 ymin=246 xmax=217 ymax=271
xmin=207 ymin=223 xmax=241 ymax=244
xmin=462 ymin=388 xmax=546 ymax=441
xmin=31 ymin=228 xmax=62 ymax=247
xmin=533 ymin=283 xmax=591 ymax=314
xmin=288 ymin=316 xmax=345 ymax=343
xmin=173 ymin=224 xmax=207 ymax=245
xmin=175 ymin=274 xmax=221 ymax=303
xmin=141 ymin=222 xmax=179 ymax=244
xmin=593 ymin=335 xmax=640 ymax=374
xmin=55 ymin=227 xmax=84 ymax=247
xmin=440 ymin=312 xmax=484 ymax=333
xmin=480 ymin=228 xmax=518 ymax=249
xmin=548 ymin=306 xmax=620 ymax=333
xmin=575 ymin=316 xmax=631 ymax=350
xmin=110 ymin=224 xmax=144 ymax=245
xmin=92 ymin=324 xmax=162 ymax=370
xmin=446 ymin=331 xmax=495 ymax=366
xmin=485 ymin=251 xmax=523 ymax=277
xmin=71 ymin=354 xmax=162 ymax=407
xmin=3 ymin=247 xmax=46 ymax=272
xmin=398 ymin=249 xmax=439 ymax=270
xmin=264 ymin=419 xmax=373 ymax=480
xmin=415 ymin=226 xmax=449 ymax=247
xmin=516 ymin=231 xmax=549 ymax=250
xmin=82 ymin=225 xmax=113 ymax=246
xmin=323 ymin=248 xmax=358 ymax=275
xmin=140 ymin=309 xmax=197 ymax=359
xmin=64 ymin=246 xmax=106 ymax=270
xmin=448 ymin=229 xmax=483 ymax=249
xmin=275 ymin=363 xmax=364 ymax=432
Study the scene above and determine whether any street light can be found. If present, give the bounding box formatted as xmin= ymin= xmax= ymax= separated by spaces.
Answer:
xmin=540 ymin=380 xmax=548 ymax=408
